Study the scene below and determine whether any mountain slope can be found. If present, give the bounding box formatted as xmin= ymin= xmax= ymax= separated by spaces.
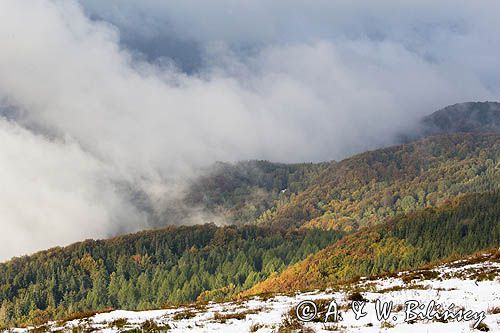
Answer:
xmin=396 ymin=101 xmax=500 ymax=143
xmin=0 ymin=225 xmax=341 ymax=327
xmin=1 ymin=103 xmax=499 ymax=328
xmin=257 ymin=133 xmax=499 ymax=230
xmin=182 ymin=160 xmax=325 ymax=225
xmin=244 ymin=191 xmax=500 ymax=295
xmin=12 ymin=248 xmax=500 ymax=333
xmin=2 ymin=134 xmax=497 ymax=327
xmin=159 ymin=102 xmax=499 ymax=229
xmin=420 ymin=101 xmax=500 ymax=135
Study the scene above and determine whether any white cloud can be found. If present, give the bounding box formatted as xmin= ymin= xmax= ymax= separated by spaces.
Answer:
xmin=0 ymin=118 xmax=146 ymax=260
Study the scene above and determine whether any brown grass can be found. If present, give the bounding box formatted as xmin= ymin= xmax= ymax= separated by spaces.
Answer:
xmin=213 ymin=308 xmax=260 ymax=323
xmin=59 ymin=307 xmax=114 ymax=323
xmin=487 ymin=306 xmax=500 ymax=314
xmin=172 ymin=309 xmax=196 ymax=321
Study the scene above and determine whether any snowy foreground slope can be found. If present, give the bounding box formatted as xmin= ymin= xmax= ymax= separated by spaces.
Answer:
xmin=8 ymin=256 xmax=500 ymax=332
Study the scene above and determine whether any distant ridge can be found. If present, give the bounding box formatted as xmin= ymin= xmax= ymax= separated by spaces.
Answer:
xmin=421 ymin=101 xmax=500 ymax=134
xmin=398 ymin=101 xmax=500 ymax=143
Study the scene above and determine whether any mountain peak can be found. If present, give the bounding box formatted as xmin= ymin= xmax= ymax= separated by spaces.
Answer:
xmin=421 ymin=101 xmax=500 ymax=134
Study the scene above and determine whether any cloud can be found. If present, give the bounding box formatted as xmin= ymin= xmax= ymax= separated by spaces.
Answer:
xmin=80 ymin=1 xmax=500 ymax=80
xmin=0 ymin=0 xmax=499 ymax=259
xmin=0 ymin=117 xmax=147 ymax=260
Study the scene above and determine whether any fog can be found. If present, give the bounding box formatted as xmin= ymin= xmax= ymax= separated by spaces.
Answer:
xmin=0 ymin=0 xmax=499 ymax=260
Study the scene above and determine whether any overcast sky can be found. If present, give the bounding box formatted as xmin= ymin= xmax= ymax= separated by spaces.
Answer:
xmin=0 ymin=0 xmax=499 ymax=260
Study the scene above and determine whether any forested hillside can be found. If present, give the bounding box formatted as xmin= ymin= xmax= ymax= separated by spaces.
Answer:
xmin=256 ymin=133 xmax=499 ymax=230
xmin=0 ymin=225 xmax=341 ymax=327
xmin=420 ymin=101 xmax=500 ymax=135
xmin=244 ymin=191 xmax=500 ymax=295
xmin=180 ymin=103 xmax=500 ymax=230
xmin=178 ymin=133 xmax=499 ymax=232
xmin=183 ymin=160 xmax=325 ymax=224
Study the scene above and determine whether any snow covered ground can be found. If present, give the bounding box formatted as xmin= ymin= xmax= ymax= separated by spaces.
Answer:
xmin=7 ymin=258 xmax=500 ymax=332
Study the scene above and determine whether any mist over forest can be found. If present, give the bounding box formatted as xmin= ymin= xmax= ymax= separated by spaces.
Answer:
xmin=1 ymin=0 xmax=500 ymax=260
